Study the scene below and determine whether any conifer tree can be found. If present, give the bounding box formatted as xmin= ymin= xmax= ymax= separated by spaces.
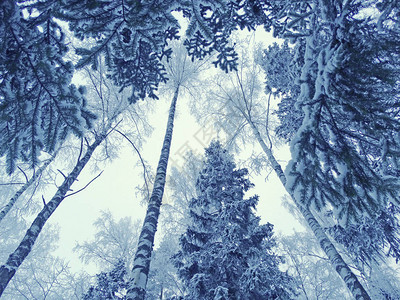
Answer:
xmin=253 ymin=2 xmax=400 ymax=298
xmin=259 ymin=0 xmax=400 ymax=265
xmin=197 ymin=35 xmax=372 ymax=298
xmin=57 ymin=0 xmax=270 ymax=99
xmin=83 ymin=259 xmax=127 ymax=300
xmin=0 ymin=0 xmax=96 ymax=174
xmin=174 ymin=141 xmax=295 ymax=299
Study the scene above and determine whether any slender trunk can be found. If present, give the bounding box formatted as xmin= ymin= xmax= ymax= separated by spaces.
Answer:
xmin=159 ymin=283 xmax=163 ymax=299
xmin=249 ymin=122 xmax=371 ymax=300
xmin=126 ymin=87 xmax=179 ymax=300
xmin=0 ymin=134 xmax=105 ymax=296
xmin=0 ymin=152 xmax=57 ymax=224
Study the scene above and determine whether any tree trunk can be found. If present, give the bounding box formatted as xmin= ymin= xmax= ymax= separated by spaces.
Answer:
xmin=0 ymin=134 xmax=105 ymax=296
xmin=126 ymin=87 xmax=179 ymax=300
xmin=249 ymin=122 xmax=371 ymax=300
xmin=0 ymin=152 xmax=57 ymax=224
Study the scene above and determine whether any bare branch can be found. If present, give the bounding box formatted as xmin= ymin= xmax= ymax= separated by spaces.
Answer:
xmin=265 ymin=93 xmax=273 ymax=149
xmin=57 ymin=169 xmax=67 ymax=180
xmin=0 ymin=182 xmax=25 ymax=186
xmin=77 ymin=138 xmax=83 ymax=165
xmin=18 ymin=167 xmax=29 ymax=183
xmin=115 ymin=129 xmax=150 ymax=202
xmin=64 ymin=171 xmax=104 ymax=198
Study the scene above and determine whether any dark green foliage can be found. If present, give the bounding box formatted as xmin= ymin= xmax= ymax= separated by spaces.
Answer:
xmin=0 ymin=0 xmax=96 ymax=174
xmin=256 ymin=0 xmax=400 ymax=273
xmin=58 ymin=0 xmax=180 ymax=103
xmin=329 ymin=203 xmax=400 ymax=265
xmin=256 ymin=1 xmax=400 ymax=226
xmin=0 ymin=0 xmax=272 ymax=174
xmin=173 ymin=141 xmax=295 ymax=299
xmin=60 ymin=0 xmax=272 ymax=95
xmin=183 ymin=0 xmax=271 ymax=72
xmin=84 ymin=260 xmax=127 ymax=299
xmin=258 ymin=40 xmax=304 ymax=141
xmin=288 ymin=19 xmax=400 ymax=222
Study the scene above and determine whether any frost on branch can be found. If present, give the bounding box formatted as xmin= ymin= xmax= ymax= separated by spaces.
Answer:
xmin=173 ymin=140 xmax=296 ymax=299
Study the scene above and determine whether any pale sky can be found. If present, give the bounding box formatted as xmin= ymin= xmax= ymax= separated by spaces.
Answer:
xmin=42 ymin=23 xmax=305 ymax=275
xmin=50 ymin=68 xmax=304 ymax=276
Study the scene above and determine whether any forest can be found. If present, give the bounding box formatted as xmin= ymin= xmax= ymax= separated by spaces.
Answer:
xmin=1 ymin=0 xmax=400 ymax=299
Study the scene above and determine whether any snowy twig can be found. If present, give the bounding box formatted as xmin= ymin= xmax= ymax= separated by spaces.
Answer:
xmin=306 ymin=252 xmax=329 ymax=261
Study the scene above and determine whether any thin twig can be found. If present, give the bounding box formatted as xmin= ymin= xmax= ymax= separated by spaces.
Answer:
xmin=64 ymin=171 xmax=103 ymax=198
xmin=266 ymin=93 xmax=273 ymax=149
xmin=306 ymin=252 xmax=329 ymax=261
xmin=57 ymin=169 xmax=67 ymax=179
xmin=0 ymin=182 xmax=25 ymax=186
xmin=104 ymin=119 xmax=123 ymax=138
xmin=77 ymin=138 xmax=83 ymax=165
xmin=18 ymin=166 xmax=29 ymax=183
xmin=115 ymin=129 xmax=151 ymax=202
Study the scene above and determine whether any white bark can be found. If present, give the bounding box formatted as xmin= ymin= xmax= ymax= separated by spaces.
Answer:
xmin=127 ymin=87 xmax=179 ymax=300
xmin=0 ymin=134 xmax=105 ymax=296
xmin=249 ymin=120 xmax=371 ymax=299
xmin=0 ymin=152 xmax=57 ymax=224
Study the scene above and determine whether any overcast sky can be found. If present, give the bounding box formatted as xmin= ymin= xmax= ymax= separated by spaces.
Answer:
xmin=45 ymin=25 xmax=305 ymax=275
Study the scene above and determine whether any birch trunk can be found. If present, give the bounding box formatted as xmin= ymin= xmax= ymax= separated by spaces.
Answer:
xmin=249 ymin=122 xmax=371 ymax=300
xmin=126 ymin=87 xmax=179 ymax=300
xmin=0 ymin=134 xmax=105 ymax=296
xmin=0 ymin=152 xmax=57 ymax=224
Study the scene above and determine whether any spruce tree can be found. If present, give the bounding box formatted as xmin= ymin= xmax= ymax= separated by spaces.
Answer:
xmin=84 ymin=259 xmax=127 ymax=300
xmin=0 ymin=0 xmax=96 ymax=174
xmin=260 ymin=0 xmax=400 ymax=262
xmin=256 ymin=2 xmax=400 ymax=297
xmin=174 ymin=141 xmax=295 ymax=300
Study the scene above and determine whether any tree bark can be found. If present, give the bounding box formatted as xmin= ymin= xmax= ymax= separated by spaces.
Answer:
xmin=0 ymin=134 xmax=105 ymax=296
xmin=126 ymin=87 xmax=179 ymax=300
xmin=0 ymin=152 xmax=57 ymax=224
xmin=249 ymin=122 xmax=371 ymax=300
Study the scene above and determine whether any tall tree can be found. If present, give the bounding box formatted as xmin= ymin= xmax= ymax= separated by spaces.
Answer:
xmin=126 ymin=40 xmax=207 ymax=299
xmin=1 ymin=222 xmax=73 ymax=300
xmin=127 ymin=83 xmax=179 ymax=299
xmin=0 ymin=130 xmax=108 ymax=296
xmin=173 ymin=141 xmax=295 ymax=299
xmin=1 ymin=0 xmax=270 ymax=176
xmin=259 ymin=0 xmax=400 ymax=273
xmin=279 ymin=231 xmax=352 ymax=300
xmin=0 ymin=52 xmax=150 ymax=295
xmin=281 ymin=195 xmax=400 ymax=299
xmin=196 ymin=36 xmax=372 ymax=298
xmin=0 ymin=147 xmax=59 ymax=224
